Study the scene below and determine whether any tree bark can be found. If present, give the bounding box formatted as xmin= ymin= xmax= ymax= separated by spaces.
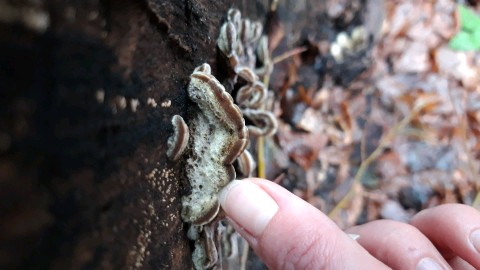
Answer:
xmin=0 ymin=0 xmax=241 ymax=268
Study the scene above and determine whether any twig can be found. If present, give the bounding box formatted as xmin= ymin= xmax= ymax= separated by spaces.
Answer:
xmin=446 ymin=87 xmax=480 ymax=209
xmin=240 ymin=238 xmax=249 ymax=270
xmin=257 ymin=136 xmax=266 ymax=178
xmin=328 ymin=99 xmax=432 ymax=218
xmin=256 ymin=74 xmax=270 ymax=179
xmin=272 ymin=46 xmax=308 ymax=65
xmin=473 ymin=190 xmax=480 ymax=208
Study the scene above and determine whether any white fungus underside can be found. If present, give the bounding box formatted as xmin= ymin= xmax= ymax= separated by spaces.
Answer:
xmin=181 ymin=77 xmax=239 ymax=223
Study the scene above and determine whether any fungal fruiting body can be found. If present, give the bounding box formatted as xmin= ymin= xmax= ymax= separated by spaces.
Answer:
xmin=241 ymin=109 xmax=278 ymax=137
xmin=167 ymin=8 xmax=281 ymax=268
xmin=166 ymin=115 xmax=189 ymax=160
xmin=236 ymin=150 xmax=256 ymax=178
xmin=167 ymin=63 xmax=247 ymax=225
xmin=217 ymin=8 xmax=278 ymax=138
xmin=167 ymin=63 xmax=248 ymax=269
xmin=236 ymin=82 xmax=267 ymax=109
xmin=181 ymin=64 xmax=248 ymax=226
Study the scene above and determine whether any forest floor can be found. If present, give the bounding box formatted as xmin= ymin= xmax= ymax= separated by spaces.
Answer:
xmin=237 ymin=0 xmax=480 ymax=268
xmin=263 ymin=0 xmax=480 ymax=228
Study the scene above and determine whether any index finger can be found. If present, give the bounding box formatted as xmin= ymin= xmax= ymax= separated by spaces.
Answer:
xmin=219 ymin=179 xmax=389 ymax=269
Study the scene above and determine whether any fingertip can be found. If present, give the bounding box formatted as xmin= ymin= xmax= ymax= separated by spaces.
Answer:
xmin=219 ymin=180 xmax=279 ymax=237
xmin=220 ymin=179 xmax=388 ymax=269
xmin=410 ymin=204 xmax=480 ymax=268
xmin=347 ymin=220 xmax=451 ymax=270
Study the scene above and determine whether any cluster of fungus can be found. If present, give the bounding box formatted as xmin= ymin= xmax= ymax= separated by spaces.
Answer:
xmin=166 ymin=8 xmax=280 ymax=269
xmin=218 ymin=9 xmax=277 ymax=134
xmin=167 ymin=62 xmax=248 ymax=223
xmin=217 ymin=8 xmax=278 ymax=176
xmin=167 ymin=63 xmax=248 ymax=269
xmin=330 ymin=26 xmax=368 ymax=63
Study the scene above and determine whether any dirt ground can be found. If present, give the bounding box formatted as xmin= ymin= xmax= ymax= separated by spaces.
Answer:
xmin=266 ymin=0 xmax=480 ymax=226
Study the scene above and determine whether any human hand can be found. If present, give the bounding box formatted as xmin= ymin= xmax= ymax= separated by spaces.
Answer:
xmin=219 ymin=179 xmax=480 ymax=269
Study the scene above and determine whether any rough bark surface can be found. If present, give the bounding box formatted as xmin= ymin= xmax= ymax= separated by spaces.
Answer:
xmin=0 ymin=0 xmax=231 ymax=269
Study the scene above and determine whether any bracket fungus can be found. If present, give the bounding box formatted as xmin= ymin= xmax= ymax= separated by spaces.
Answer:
xmin=236 ymin=82 xmax=268 ymax=109
xmin=217 ymin=9 xmax=263 ymax=73
xmin=167 ymin=63 xmax=248 ymax=269
xmin=168 ymin=8 xmax=282 ymax=269
xmin=217 ymin=9 xmax=278 ymax=139
xmin=166 ymin=115 xmax=189 ymax=161
xmin=182 ymin=63 xmax=248 ymax=226
xmin=236 ymin=150 xmax=256 ymax=178
xmin=242 ymin=108 xmax=278 ymax=137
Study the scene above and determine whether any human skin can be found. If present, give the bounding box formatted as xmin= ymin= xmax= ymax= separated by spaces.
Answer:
xmin=219 ymin=179 xmax=480 ymax=270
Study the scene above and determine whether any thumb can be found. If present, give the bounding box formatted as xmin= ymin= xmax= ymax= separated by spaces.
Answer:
xmin=219 ymin=179 xmax=388 ymax=269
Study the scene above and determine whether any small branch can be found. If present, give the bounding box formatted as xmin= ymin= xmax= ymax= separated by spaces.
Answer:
xmin=328 ymin=99 xmax=433 ymax=218
xmin=272 ymin=46 xmax=308 ymax=65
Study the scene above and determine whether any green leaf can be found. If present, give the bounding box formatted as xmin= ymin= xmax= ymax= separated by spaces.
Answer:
xmin=458 ymin=4 xmax=480 ymax=32
xmin=473 ymin=29 xmax=480 ymax=44
xmin=449 ymin=4 xmax=480 ymax=51
xmin=449 ymin=31 xmax=479 ymax=50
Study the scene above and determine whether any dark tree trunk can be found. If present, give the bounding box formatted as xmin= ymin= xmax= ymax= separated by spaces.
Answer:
xmin=0 ymin=0 xmax=240 ymax=268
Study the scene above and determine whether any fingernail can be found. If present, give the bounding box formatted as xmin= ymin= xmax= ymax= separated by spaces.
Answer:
xmin=219 ymin=180 xmax=279 ymax=236
xmin=348 ymin=233 xmax=360 ymax=240
xmin=469 ymin=229 xmax=480 ymax=253
xmin=416 ymin=258 xmax=445 ymax=270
